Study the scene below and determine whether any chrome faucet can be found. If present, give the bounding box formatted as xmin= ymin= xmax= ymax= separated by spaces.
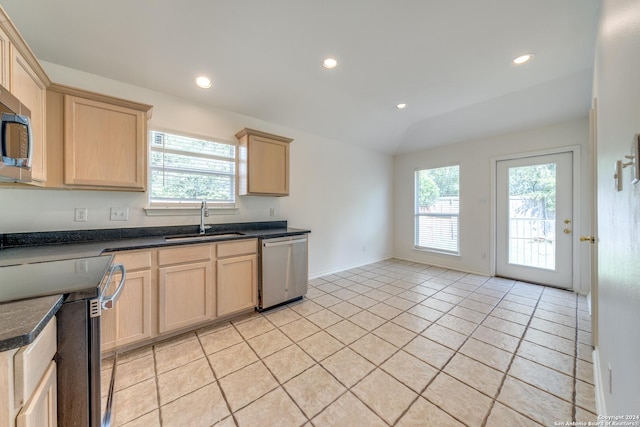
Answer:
xmin=200 ymin=200 xmax=211 ymax=235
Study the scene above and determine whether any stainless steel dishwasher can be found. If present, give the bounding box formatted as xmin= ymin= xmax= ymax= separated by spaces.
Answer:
xmin=259 ymin=235 xmax=308 ymax=310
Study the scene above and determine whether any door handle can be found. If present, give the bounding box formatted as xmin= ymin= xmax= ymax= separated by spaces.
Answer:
xmin=580 ymin=236 xmax=596 ymax=243
xmin=100 ymin=264 xmax=126 ymax=310
xmin=262 ymin=237 xmax=307 ymax=248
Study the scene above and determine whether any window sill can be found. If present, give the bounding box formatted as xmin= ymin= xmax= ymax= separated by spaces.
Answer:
xmin=413 ymin=247 xmax=460 ymax=257
xmin=144 ymin=206 xmax=239 ymax=217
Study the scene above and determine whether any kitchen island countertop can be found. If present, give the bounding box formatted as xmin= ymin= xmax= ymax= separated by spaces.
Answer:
xmin=0 ymin=294 xmax=63 ymax=351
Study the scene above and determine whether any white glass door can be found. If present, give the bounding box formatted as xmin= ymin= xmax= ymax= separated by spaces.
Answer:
xmin=496 ymin=152 xmax=573 ymax=288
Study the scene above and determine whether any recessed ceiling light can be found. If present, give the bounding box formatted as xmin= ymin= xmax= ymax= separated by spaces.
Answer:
xmin=195 ymin=76 xmax=212 ymax=89
xmin=323 ymin=58 xmax=338 ymax=69
xmin=396 ymin=103 xmax=407 ymax=109
xmin=512 ymin=53 xmax=534 ymax=65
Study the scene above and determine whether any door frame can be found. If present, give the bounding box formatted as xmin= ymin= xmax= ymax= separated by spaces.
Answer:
xmin=589 ymin=99 xmax=598 ymax=347
xmin=490 ymin=145 xmax=582 ymax=292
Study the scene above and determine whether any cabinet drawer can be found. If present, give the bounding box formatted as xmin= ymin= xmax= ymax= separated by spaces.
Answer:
xmin=113 ymin=250 xmax=152 ymax=270
xmin=14 ymin=317 xmax=56 ymax=406
xmin=217 ymin=239 xmax=257 ymax=258
xmin=158 ymin=244 xmax=211 ymax=266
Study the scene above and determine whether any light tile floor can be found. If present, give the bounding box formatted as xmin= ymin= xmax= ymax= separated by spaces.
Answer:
xmin=103 ymin=258 xmax=597 ymax=426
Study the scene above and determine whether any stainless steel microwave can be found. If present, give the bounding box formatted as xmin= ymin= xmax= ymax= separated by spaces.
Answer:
xmin=0 ymin=84 xmax=32 ymax=183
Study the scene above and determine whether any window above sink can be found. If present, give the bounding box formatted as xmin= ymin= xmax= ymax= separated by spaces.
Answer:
xmin=148 ymin=130 xmax=237 ymax=209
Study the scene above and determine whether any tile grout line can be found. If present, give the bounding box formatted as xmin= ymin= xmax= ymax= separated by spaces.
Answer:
xmin=235 ymin=313 xmax=342 ymax=425
xmin=314 ymin=272 xmax=501 ymax=425
xmin=395 ymin=277 xmax=522 ymax=427
xmin=152 ymin=344 xmax=163 ymax=426
xmin=275 ymin=268 xmax=457 ymax=425
xmin=312 ymin=269 xmax=547 ymax=425
xmin=480 ymin=283 xmax=545 ymax=427
xmin=266 ymin=310 xmax=391 ymax=425
xmin=195 ymin=328 xmax=238 ymax=427
xmin=327 ymin=272 xmax=465 ymax=425
xmin=316 ymin=263 xmax=582 ymax=425
xmin=108 ymin=259 xmax=596 ymax=426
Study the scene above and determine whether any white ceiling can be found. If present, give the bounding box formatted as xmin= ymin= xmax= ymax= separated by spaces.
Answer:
xmin=1 ymin=0 xmax=600 ymax=154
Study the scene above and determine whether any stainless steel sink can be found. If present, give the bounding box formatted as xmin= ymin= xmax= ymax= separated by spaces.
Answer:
xmin=164 ymin=232 xmax=245 ymax=242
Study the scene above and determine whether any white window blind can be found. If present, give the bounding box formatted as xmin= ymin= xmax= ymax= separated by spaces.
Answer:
xmin=149 ymin=130 xmax=236 ymax=206
xmin=415 ymin=165 xmax=460 ymax=254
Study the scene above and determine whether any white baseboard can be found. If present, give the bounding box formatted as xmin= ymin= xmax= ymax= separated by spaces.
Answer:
xmin=592 ymin=347 xmax=607 ymax=416
xmin=392 ymin=256 xmax=490 ymax=277
xmin=309 ymin=256 xmax=392 ymax=280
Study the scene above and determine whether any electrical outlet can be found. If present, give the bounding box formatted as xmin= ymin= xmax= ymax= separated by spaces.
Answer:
xmin=270 ymin=208 xmax=276 ymax=217
xmin=110 ymin=208 xmax=129 ymax=221
xmin=74 ymin=208 xmax=88 ymax=222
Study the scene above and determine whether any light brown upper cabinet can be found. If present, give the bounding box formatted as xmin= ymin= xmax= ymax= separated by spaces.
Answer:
xmin=235 ymin=128 xmax=293 ymax=196
xmin=46 ymin=84 xmax=152 ymax=191
xmin=0 ymin=6 xmax=51 ymax=185
xmin=0 ymin=25 xmax=10 ymax=88
xmin=10 ymin=48 xmax=47 ymax=183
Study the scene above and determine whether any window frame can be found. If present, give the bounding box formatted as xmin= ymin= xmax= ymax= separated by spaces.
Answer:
xmin=147 ymin=128 xmax=237 ymax=211
xmin=414 ymin=164 xmax=461 ymax=256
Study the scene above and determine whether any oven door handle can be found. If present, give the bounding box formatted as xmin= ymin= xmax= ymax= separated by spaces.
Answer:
xmin=100 ymin=263 xmax=126 ymax=310
xmin=262 ymin=237 xmax=307 ymax=248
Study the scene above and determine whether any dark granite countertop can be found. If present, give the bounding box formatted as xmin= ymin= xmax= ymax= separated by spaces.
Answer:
xmin=0 ymin=295 xmax=63 ymax=351
xmin=0 ymin=221 xmax=309 ymax=266
xmin=0 ymin=221 xmax=310 ymax=351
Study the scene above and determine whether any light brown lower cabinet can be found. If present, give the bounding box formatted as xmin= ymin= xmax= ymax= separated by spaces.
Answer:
xmin=101 ymin=269 xmax=153 ymax=352
xmin=0 ymin=317 xmax=57 ymax=427
xmin=158 ymin=261 xmax=213 ymax=333
xmin=102 ymin=239 xmax=259 ymax=353
xmin=157 ymin=244 xmax=214 ymax=334
xmin=15 ymin=361 xmax=56 ymax=427
xmin=216 ymin=239 xmax=258 ymax=318
xmin=101 ymin=250 xmax=153 ymax=352
xmin=217 ymin=254 xmax=257 ymax=317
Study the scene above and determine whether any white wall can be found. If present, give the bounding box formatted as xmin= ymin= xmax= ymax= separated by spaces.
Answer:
xmin=592 ymin=0 xmax=640 ymax=415
xmin=394 ymin=118 xmax=592 ymax=293
xmin=0 ymin=62 xmax=394 ymax=277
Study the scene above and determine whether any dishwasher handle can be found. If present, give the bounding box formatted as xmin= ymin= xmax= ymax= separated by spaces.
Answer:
xmin=100 ymin=263 xmax=126 ymax=310
xmin=262 ymin=236 xmax=307 ymax=248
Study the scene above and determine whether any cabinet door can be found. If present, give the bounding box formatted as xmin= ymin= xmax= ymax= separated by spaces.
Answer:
xmin=10 ymin=47 xmax=46 ymax=182
xmin=248 ymin=136 xmax=289 ymax=195
xmin=16 ymin=361 xmax=56 ymax=427
xmin=0 ymin=26 xmax=10 ymax=88
xmin=101 ymin=270 xmax=153 ymax=352
xmin=64 ymin=95 xmax=146 ymax=189
xmin=217 ymin=254 xmax=257 ymax=317
xmin=159 ymin=262 xmax=212 ymax=333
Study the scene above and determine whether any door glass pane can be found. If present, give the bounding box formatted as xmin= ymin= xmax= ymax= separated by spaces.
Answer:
xmin=508 ymin=163 xmax=556 ymax=270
